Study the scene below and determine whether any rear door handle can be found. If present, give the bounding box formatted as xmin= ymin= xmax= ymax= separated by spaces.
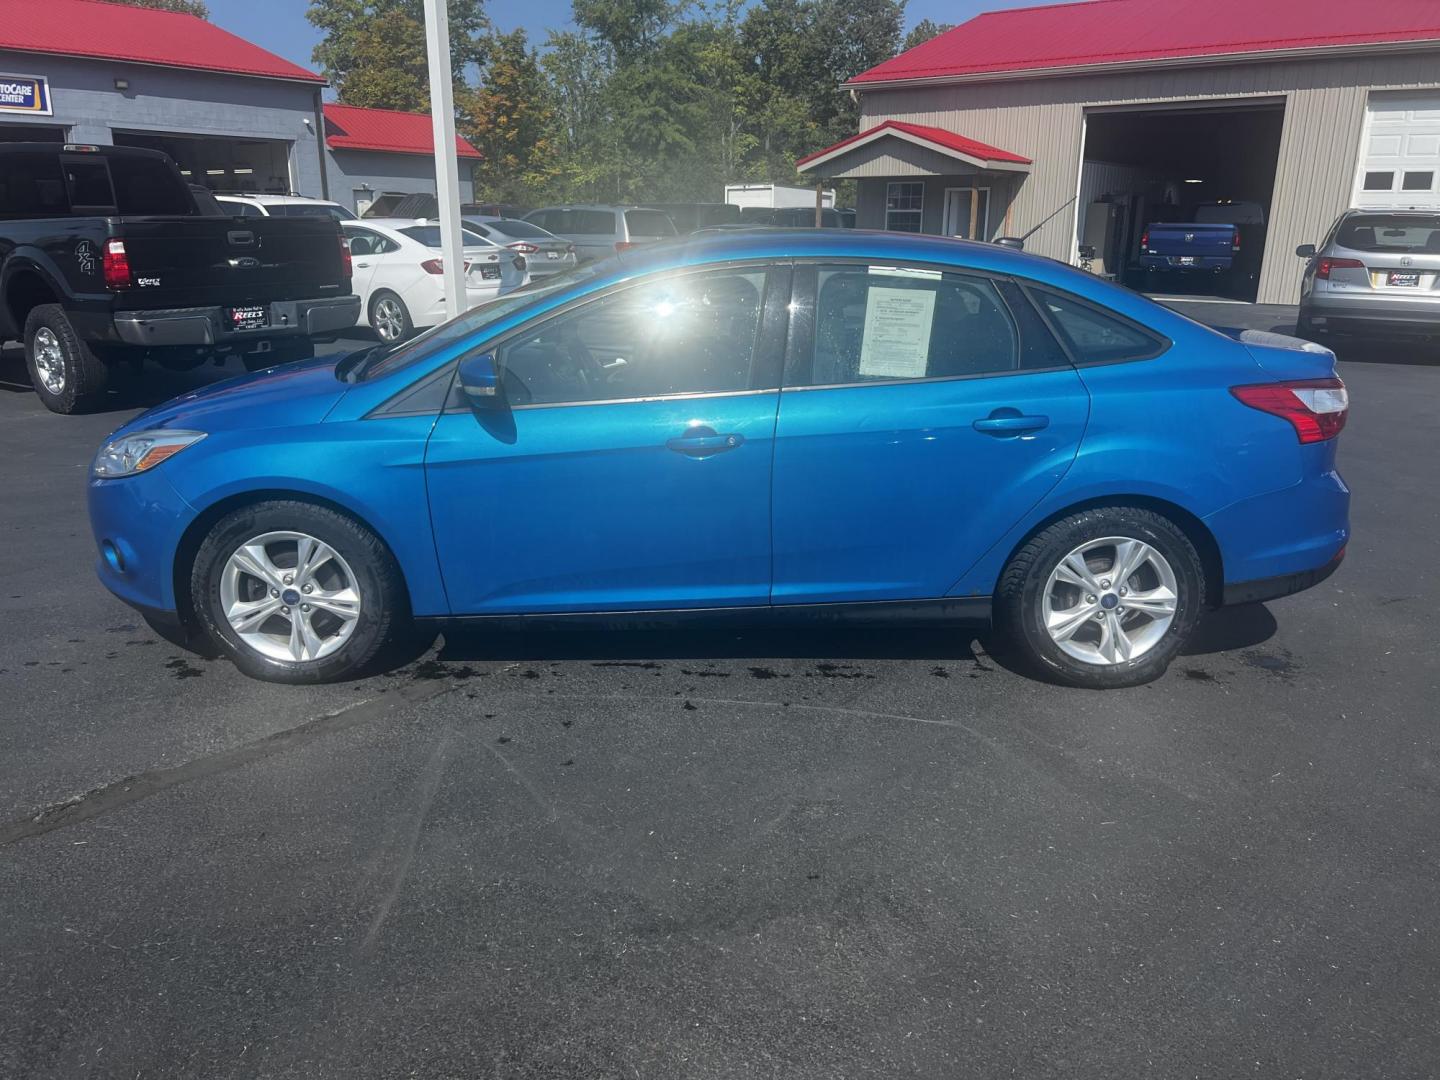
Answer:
xmin=973 ymin=410 xmax=1050 ymax=437
xmin=666 ymin=425 xmax=745 ymax=458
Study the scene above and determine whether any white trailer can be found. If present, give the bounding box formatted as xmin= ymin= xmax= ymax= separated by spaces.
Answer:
xmin=724 ymin=183 xmax=835 ymax=209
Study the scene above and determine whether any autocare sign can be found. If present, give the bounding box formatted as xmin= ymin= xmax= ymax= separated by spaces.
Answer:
xmin=0 ymin=75 xmax=52 ymax=116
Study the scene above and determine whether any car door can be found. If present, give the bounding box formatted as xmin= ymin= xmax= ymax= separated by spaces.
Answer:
xmin=342 ymin=225 xmax=387 ymax=310
xmin=770 ymin=262 xmax=1091 ymax=605
xmin=425 ymin=263 xmax=790 ymax=614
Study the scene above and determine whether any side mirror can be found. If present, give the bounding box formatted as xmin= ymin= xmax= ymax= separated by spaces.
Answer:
xmin=1295 ymin=244 xmax=1317 ymax=259
xmin=994 ymin=236 xmax=1025 ymax=250
xmin=458 ymin=352 xmax=502 ymax=408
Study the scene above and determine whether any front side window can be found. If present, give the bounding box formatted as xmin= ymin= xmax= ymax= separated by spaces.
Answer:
xmin=788 ymin=265 xmax=1033 ymax=386
xmin=345 ymin=227 xmax=396 ymax=255
xmin=497 ymin=268 xmax=770 ymax=406
xmin=1031 ymin=289 xmax=1167 ymax=364
xmin=885 ymin=182 xmax=924 ymax=233
xmin=624 ymin=209 xmax=677 ymax=238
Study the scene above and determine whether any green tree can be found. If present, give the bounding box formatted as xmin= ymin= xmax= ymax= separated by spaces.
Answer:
xmin=460 ymin=30 xmax=560 ymax=202
xmin=902 ymin=18 xmax=954 ymax=52
xmin=572 ymin=0 xmax=678 ymax=63
xmin=307 ymin=0 xmax=489 ymax=109
xmin=110 ymin=0 xmax=209 ymax=15
xmin=540 ymin=30 xmax=619 ymax=200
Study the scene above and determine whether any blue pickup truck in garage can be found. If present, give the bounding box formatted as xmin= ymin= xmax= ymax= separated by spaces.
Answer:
xmin=1137 ymin=201 xmax=1267 ymax=296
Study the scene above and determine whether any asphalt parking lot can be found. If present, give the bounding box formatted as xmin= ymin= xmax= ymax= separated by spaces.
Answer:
xmin=2 ymin=309 xmax=1438 ymax=1079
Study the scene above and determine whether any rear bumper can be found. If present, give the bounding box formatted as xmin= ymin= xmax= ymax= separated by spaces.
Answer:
xmin=113 ymin=294 xmax=360 ymax=347
xmin=1139 ymin=256 xmax=1232 ymax=272
xmin=1222 ymin=546 xmax=1345 ymax=606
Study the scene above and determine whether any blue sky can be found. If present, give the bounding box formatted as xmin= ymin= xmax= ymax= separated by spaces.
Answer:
xmin=207 ymin=0 xmax=1060 ymax=78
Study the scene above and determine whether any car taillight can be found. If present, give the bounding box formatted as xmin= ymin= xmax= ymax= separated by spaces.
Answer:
xmin=338 ymin=233 xmax=352 ymax=279
xmin=1316 ymin=257 xmax=1363 ymax=280
xmin=1231 ymin=378 xmax=1348 ymax=443
xmin=420 ymin=258 xmax=443 ymax=275
xmin=615 ymin=241 xmax=636 ymax=254
xmin=509 ymin=242 xmax=539 ymax=254
xmin=1232 ymin=231 xmax=1241 ymax=252
xmin=1140 ymin=229 xmax=1149 ymax=250
xmin=102 ymin=239 xmax=132 ymax=290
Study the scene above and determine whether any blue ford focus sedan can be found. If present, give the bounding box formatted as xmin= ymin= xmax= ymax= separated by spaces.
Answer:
xmin=88 ymin=231 xmax=1349 ymax=689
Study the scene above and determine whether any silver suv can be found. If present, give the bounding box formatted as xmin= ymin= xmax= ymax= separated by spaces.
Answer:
xmin=523 ymin=205 xmax=676 ymax=262
xmin=1296 ymin=210 xmax=1440 ymax=342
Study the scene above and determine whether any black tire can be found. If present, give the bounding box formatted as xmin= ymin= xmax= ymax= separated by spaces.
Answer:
xmin=24 ymin=304 xmax=109 ymax=414
xmin=995 ymin=506 xmax=1207 ymax=689
xmin=189 ymin=500 xmax=408 ymax=684
xmin=368 ymin=290 xmax=413 ymax=344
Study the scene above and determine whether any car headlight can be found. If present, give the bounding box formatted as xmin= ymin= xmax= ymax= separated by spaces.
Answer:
xmin=92 ymin=430 xmax=206 ymax=478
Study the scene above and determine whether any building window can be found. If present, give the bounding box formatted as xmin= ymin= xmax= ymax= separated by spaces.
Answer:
xmin=886 ymin=182 xmax=924 ymax=232
xmin=1363 ymin=171 xmax=1395 ymax=191
xmin=1402 ymin=171 xmax=1435 ymax=191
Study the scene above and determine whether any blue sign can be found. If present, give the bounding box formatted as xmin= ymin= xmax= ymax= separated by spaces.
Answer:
xmin=0 ymin=74 xmax=51 ymax=116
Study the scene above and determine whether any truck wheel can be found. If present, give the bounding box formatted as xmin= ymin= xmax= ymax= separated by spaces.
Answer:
xmin=369 ymin=291 xmax=412 ymax=343
xmin=24 ymin=304 xmax=109 ymax=414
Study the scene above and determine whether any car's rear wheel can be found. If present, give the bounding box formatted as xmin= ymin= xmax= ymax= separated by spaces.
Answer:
xmin=369 ymin=291 xmax=412 ymax=344
xmin=995 ymin=507 xmax=1206 ymax=689
xmin=190 ymin=500 xmax=408 ymax=683
xmin=24 ymin=304 xmax=109 ymax=414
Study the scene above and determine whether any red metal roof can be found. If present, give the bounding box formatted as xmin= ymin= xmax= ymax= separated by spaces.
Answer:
xmin=797 ymin=120 xmax=1031 ymax=171
xmin=852 ymin=0 xmax=1440 ymax=86
xmin=323 ymin=104 xmax=482 ymax=160
xmin=0 ymin=0 xmax=323 ymax=83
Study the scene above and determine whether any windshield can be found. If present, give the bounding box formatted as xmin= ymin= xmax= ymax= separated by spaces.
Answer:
xmin=359 ymin=262 xmax=607 ymax=381
xmin=1336 ymin=215 xmax=1440 ymax=253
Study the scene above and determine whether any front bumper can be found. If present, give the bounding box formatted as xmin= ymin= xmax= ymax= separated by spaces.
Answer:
xmin=113 ymin=294 xmax=360 ymax=348
xmin=88 ymin=466 xmax=196 ymax=615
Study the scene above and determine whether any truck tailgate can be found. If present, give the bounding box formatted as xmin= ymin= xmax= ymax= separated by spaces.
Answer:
xmin=1145 ymin=223 xmax=1236 ymax=261
xmin=110 ymin=216 xmax=348 ymax=309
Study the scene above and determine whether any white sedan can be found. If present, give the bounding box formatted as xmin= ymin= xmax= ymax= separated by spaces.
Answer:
xmin=341 ymin=218 xmax=530 ymax=342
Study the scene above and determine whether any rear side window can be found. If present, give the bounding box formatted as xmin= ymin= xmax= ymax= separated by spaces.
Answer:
xmin=1335 ymin=215 xmax=1440 ymax=253
xmin=788 ymin=265 xmax=1035 ymax=386
xmin=1032 ymin=289 xmax=1167 ymax=364
xmin=573 ymin=210 xmax=616 ymax=234
xmin=64 ymin=159 xmax=116 ymax=210
xmin=493 ymin=218 xmax=552 ymax=238
xmin=624 ymin=210 xmax=675 ymax=238
xmin=0 ymin=154 xmax=68 ymax=217
xmin=107 ymin=155 xmax=192 ymax=215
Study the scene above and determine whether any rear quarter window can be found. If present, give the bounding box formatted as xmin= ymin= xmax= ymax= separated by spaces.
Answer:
xmin=624 ymin=209 xmax=676 ymax=238
xmin=1031 ymin=289 xmax=1168 ymax=365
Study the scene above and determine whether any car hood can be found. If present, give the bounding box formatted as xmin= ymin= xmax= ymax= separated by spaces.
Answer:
xmin=112 ymin=354 xmax=350 ymax=438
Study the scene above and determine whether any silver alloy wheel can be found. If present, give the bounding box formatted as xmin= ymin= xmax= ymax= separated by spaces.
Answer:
xmin=219 ymin=531 xmax=362 ymax=663
xmin=32 ymin=327 xmax=66 ymax=395
xmin=1042 ymin=535 xmax=1179 ymax=666
xmin=372 ymin=296 xmax=406 ymax=342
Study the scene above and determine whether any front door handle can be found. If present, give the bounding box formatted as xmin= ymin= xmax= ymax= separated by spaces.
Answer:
xmin=666 ymin=425 xmax=745 ymax=458
xmin=973 ymin=409 xmax=1050 ymax=437
xmin=354 ymin=261 xmax=372 ymax=268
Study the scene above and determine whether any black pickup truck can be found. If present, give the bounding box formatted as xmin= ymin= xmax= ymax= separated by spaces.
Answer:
xmin=0 ymin=143 xmax=358 ymax=413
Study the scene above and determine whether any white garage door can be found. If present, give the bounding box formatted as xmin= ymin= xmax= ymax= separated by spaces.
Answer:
xmin=1354 ymin=93 xmax=1440 ymax=209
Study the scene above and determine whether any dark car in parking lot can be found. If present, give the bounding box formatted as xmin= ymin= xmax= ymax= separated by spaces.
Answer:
xmin=0 ymin=143 xmax=357 ymax=413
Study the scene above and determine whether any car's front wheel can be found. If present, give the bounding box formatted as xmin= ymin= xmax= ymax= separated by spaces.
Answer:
xmin=995 ymin=507 xmax=1207 ymax=689
xmin=190 ymin=500 xmax=408 ymax=683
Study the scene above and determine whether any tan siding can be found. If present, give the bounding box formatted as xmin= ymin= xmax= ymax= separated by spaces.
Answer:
xmin=850 ymin=51 xmax=1440 ymax=303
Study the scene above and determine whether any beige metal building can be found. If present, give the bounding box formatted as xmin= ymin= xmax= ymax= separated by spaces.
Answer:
xmin=798 ymin=0 xmax=1440 ymax=304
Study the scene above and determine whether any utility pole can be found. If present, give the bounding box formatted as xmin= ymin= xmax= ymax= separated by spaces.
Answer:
xmin=423 ymin=0 xmax=466 ymax=321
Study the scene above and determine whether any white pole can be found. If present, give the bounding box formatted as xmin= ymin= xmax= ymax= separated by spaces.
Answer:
xmin=422 ymin=0 xmax=466 ymax=321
